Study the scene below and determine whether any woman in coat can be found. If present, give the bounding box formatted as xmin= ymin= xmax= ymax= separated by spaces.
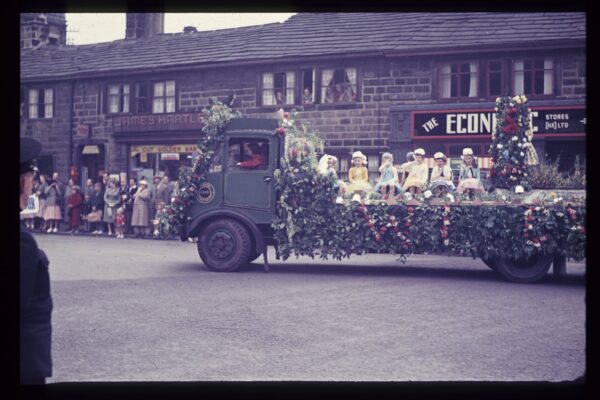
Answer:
xmin=131 ymin=179 xmax=151 ymax=238
xmin=67 ymin=185 xmax=83 ymax=234
xmin=103 ymin=178 xmax=120 ymax=236
xmin=90 ymin=182 xmax=105 ymax=235
xmin=43 ymin=178 xmax=62 ymax=233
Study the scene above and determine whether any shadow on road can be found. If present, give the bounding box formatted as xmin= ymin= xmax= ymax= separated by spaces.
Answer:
xmin=172 ymin=261 xmax=584 ymax=286
xmin=237 ymin=263 xmax=585 ymax=286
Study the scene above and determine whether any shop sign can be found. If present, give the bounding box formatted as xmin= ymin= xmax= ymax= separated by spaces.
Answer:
xmin=113 ymin=112 xmax=204 ymax=132
xmin=413 ymin=107 xmax=586 ymax=137
xmin=130 ymin=144 xmax=200 ymax=157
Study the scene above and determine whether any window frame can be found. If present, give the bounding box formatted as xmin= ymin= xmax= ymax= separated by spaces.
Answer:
xmin=106 ymin=82 xmax=131 ymax=115
xmin=485 ymin=59 xmax=506 ymax=99
xmin=437 ymin=60 xmax=480 ymax=100
xmin=511 ymin=57 xmax=555 ymax=98
xmin=319 ymin=67 xmax=359 ymax=105
xmin=260 ymin=71 xmax=296 ymax=107
xmin=151 ymin=79 xmax=177 ymax=114
xmin=27 ymin=87 xmax=54 ymax=120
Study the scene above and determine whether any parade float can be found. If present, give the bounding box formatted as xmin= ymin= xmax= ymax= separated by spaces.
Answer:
xmin=156 ymin=96 xmax=586 ymax=283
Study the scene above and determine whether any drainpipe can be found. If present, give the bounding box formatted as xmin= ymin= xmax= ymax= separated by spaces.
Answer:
xmin=69 ymin=79 xmax=75 ymax=182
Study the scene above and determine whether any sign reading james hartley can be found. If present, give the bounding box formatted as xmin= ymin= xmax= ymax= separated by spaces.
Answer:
xmin=413 ymin=107 xmax=586 ymax=137
xmin=112 ymin=112 xmax=204 ymax=132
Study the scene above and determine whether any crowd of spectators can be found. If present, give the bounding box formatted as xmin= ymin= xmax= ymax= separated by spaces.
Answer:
xmin=20 ymin=172 xmax=178 ymax=239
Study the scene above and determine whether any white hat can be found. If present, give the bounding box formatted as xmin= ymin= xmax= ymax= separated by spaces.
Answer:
xmin=139 ymin=179 xmax=148 ymax=186
xmin=462 ymin=148 xmax=474 ymax=156
xmin=414 ymin=148 xmax=425 ymax=156
xmin=352 ymin=151 xmax=367 ymax=165
xmin=433 ymin=152 xmax=446 ymax=159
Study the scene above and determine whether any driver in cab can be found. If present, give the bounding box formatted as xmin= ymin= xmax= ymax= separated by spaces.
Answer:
xmin=236 ymin=143 xmax=267 ymax=169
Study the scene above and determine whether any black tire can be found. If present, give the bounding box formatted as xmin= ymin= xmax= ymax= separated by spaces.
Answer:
xmin=480 ymin=255 xmax=498 ymax=271
xmin=247 ymin=250 xmax=262 ymax=264
xmin=197 ymin=218 xmax=252 ymax=272
xmin=494 ymin=253 xmax=553 ymax=283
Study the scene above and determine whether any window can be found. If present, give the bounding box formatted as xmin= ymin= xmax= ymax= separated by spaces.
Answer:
xmin=367 ymin=154 xmax=379 ymax=184
xmin=228 ymin=138 xmax=269 ymax=170
xmin=301 ymin=69 xmax=315 ymax=105
xmin=152 ymin=80 xmax=176 ymax=113
xmin=487 ymin=60 xmax=504 ymax=97
xmin=108 ymin=84 xmax=130 ymax=114
xmin=439 ymin=62 xmax=479 ymax=99
xmin=513 ymin=58 xmax=553 ymax=96
xmin=135 ymin=83 xmax=148 ymax=113
xmin=28 ymin=88 xmax=53 ymax=119
xmin=321 ymin=68 xmax=357 ymax=103
xmin=262 ymin=72 xmax=294 ymax=106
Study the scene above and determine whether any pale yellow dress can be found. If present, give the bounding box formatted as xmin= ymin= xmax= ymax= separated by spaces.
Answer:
xmin=346 ymin=166 xmax=372 ymax=193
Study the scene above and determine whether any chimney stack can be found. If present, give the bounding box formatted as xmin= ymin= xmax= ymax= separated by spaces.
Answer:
xmin=126 ymin=13 xmax=164 ymax=39
xmin=21 ymin=13 xmax=66 ymax=50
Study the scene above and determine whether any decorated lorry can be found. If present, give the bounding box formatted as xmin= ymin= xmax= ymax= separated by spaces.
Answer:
xmin=158 ymin=99 xmax=585 ymax=284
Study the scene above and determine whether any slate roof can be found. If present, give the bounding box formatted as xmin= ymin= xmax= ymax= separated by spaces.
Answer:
xmin=21 ymin=12 xmax=585 ymax=81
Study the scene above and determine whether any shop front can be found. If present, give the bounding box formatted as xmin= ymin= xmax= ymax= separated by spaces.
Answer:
xmin=111 ymin=111 xmax=205 ymax=185
xmin=390 ymin=99 xmax=586 ymax=173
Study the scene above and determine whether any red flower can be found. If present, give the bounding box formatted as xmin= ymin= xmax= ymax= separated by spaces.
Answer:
xmin=363 ymin=216 xmax=370 ymax=222
xmin=277 ymin=127 xmax=286 ymax=135
xmin=393 ymin=227 xmax=400 ymax=232
xmin=368 ymin=222 xmax=374 ymax=228
xmin=578 ymin=226 xmax=585 ymax=233
xmin=357 ymin=206 xmax=366 ymax=213
xmin=407 ymin=207 xmax=414 ymax=213
xmin=404 ymin=221 xmax=411 ymax=227
xmin=283 ymin=112 xmax=290 ymax=118
xmin=380 ymin=227 xmax=387 ymax=233
xmin=441 ymin=226 xmax=448 ymax=231
xmin=527 ymin=216 xmax=533 ymax=222
xmin=375 ymin=234 xmax=382 ymax=242
xmin=440 ymin=231 xmax=448 ymax=238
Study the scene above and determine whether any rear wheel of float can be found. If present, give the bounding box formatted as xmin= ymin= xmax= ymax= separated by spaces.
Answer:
xmin=197 ymin=218 xmax=252 ymax=272
xmin=493 ymin=253 xmax=553 ymax=283
xmin=480 ymin=255 xmax=498 ymax=271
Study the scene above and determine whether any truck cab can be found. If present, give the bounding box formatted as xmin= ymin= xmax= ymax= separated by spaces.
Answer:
xmin=182 ymin=118 xmax=282 ymax=271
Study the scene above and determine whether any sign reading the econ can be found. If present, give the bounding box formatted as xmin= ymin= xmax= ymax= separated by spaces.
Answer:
xmin=413 ymin=107 xmax=586 ymax=137
xmin=113 ymin=112 xmax=205 ymax=132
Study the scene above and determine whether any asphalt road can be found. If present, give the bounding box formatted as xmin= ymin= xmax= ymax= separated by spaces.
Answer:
xmin=32 ymin=234 xmax=586 ymax=382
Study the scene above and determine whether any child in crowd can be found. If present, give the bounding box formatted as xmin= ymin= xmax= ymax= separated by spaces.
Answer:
xmin=115 ymin=207 xmax=126 ymax=239
xmin=67 ymin=185 xmax=83 ymax=234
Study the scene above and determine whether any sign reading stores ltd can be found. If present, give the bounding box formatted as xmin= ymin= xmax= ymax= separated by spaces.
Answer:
xmin=413 ymin=107 xmax=586 ymax=137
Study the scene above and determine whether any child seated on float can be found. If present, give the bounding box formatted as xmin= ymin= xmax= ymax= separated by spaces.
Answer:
xmin=318 ymin=154 xmax=346 ymax=195
xmin=402 ymin=148 xmax=428 ymax=195
xmin=374 ymin=152 xmax=402 ymax=198
xmin=346 ymin=151 xmax=372 ymax=197
xmin=428 ymin=152 xmax=455 ymax=196
xmin=457 ymin=147 xmax=485 ymax=198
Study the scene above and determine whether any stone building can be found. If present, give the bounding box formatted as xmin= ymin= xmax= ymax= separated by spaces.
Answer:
xmin=20 ymin=12 xmax=585 ymax=185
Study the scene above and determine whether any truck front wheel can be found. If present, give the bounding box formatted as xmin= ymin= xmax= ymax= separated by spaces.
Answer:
xmin=493 ymin=253 xmax=553 ymax=283
xmin=197 ymin=218 xmax=252 ymax=272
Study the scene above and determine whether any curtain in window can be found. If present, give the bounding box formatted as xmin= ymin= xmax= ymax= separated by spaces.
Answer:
xmin=109 ymin=85 xmax=120 ymax=113
xmin=346 ymin=68 xmax=357 ymax=91
xmin=262 ymin=73 xmax=274 ymax=105
xmin=321 ymin=69 xmax=334 ymax=102
xmin=513 ymin=60 xmax=524 ymax=95
xmin=43 ymin=89 xmax=53 ymax=118
xmin=544 ymin=59 xmax=553 ymax=95
xmin=469 ymin=62 xmax=478 ymax=97
xmin=286 ymin=72 xmax=295 ymax=104
xmin=441 ymin=65 xmax=451 ymax=98
xmin=166 ymin=81 xmax=175 ymax=112
xmin=28 ymin=90 xmax=38 ymax=119
xmin=122 ymin=85 xmax=130 ymax=113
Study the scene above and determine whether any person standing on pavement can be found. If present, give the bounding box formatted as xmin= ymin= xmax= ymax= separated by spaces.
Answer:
xmin=124 ymin=178 xmax=137 ymax=235
xmin=148 ymin=175 xmax=162 ymax=231
xmin=43 ymin=176 xmax=62 ymax=233
xmin=51 ymin=172 xmax=65 ymax=231
xmin=90 ymin=182 xmax=105 ymax=235
xmin=63 ymin=178 xmax=74 ymax=227
xmin=36 ymin=174 xmax=48 ymax=231
xmin=20 ymin=137 xmax=53 ymax=385
xmin=131 ymin=179 xmax=151 ymax=238
xmin=67 ymin=185 xmax=83 ymax=234
xmin=103 ymin=178 xmax=120 ymax=236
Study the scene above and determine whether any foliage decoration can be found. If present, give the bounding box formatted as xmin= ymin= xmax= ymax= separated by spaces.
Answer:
xmin=156 ymin=97 xmax=240 ymax=236
xmin=489 ymin=95 xmax=535 ymax=191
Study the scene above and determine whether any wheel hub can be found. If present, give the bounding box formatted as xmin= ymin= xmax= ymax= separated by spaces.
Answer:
xmin=208 ymin=230 xmax=235 ymax=259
